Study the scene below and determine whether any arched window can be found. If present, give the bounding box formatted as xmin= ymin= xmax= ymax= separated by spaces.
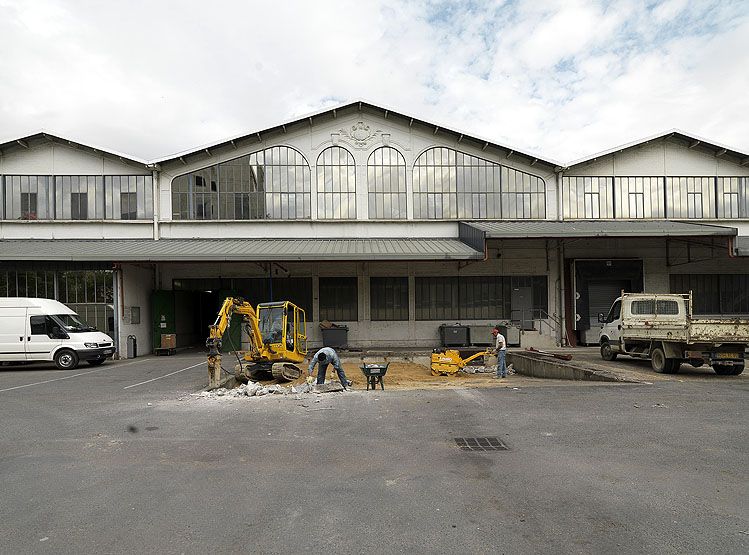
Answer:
xmin=171 ymin=146 xmax=311 ymax=220
xmin=367 ymin=147 xmax=407 ymax=219
xmin=317 ymin=146 xmax=356 ymax=219
xmin=412 ymin=147 xmax=545 ymax=219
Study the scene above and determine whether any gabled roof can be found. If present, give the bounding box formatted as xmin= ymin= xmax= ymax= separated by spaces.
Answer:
xmin=0 ymin=131 xmax=149 ymax=167
xmin=564 ymin=129 xmax=749 ymax=169
xmin=153 ymin=99 xmax=561 ymax=169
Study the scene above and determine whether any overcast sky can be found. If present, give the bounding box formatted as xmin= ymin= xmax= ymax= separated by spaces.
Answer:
xmin=1 ymin=0 xmax=747 ymax=164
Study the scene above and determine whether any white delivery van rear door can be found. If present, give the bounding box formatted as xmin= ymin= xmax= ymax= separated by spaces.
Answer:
xmin=0 ymin=307 xmax=28 ymax=361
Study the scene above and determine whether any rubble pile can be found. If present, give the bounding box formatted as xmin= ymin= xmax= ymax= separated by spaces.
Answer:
xmin=193 ymin=380 xmax=346 ymax=400
xmin=462 ymin=363 xmax=515 ymax=374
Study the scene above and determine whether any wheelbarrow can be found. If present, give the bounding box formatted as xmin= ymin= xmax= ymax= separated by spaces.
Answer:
xmin=360 ymin=363 xmax=389 ymax=391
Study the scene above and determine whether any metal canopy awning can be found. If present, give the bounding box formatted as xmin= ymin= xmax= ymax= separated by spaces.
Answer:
xmin=0 ymin=238 xmax=483 ymax=262
xmin=461 ymin=220 xmax=738 ymax=239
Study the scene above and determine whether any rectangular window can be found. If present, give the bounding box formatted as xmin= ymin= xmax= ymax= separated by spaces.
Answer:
xmin=1 ymin=270 xmax=114 ymax=335
xmin=562 ymin=177 xmax=614 ymax=219
xmin=30 ymin=315 xmax=58 ymax=335
xmin=656 ymin=300 xmax=679 ymax=315
xmin=415 ymin=277 xmax=459 ymax=320
xmin=669 ymin=274 xmax=749 ymax=315
xmin=717 ymin=177 xmax=749 ymax=219
xmin=3 ymin=176 xmax=53 ymax=220
xmin=120 ymin=192 xmax=137 ymax=219
xmin=71 ymin=192 xmax=88 ymax=220
xmin=415 ymin=276 xmax=547 ymax=321
xmin=614 ymin=177 xmax=665 ymax=218
xmin=666 ymin=177 xmax=714 ymax=219
xmin=631 ymin=300 xmax=655 ymax=315
xmin=319 ymin=277 xmax=358 ymax=321
xmin=21 ymin=192 xmax=38 ymax=219
xmin=370 ymin=277 xmax=409 ymax=321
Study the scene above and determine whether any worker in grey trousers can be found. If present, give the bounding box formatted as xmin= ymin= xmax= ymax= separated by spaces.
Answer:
xmin=491 ymin=326 xmax=507 ymax=379
xmin=308 ymin=347 xmax=352 ymax=389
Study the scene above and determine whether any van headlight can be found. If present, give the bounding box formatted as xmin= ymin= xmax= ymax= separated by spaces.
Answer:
xmin=84 ymin=343 xmax=99 ymax=348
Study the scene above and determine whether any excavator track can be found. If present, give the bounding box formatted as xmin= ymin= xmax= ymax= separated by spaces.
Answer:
xmin=271 ymin=362 xmax=302 ymax=382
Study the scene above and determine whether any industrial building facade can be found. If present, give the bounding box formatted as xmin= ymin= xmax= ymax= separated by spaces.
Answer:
xmin=1 ymin=101 xmax=748 ymax=356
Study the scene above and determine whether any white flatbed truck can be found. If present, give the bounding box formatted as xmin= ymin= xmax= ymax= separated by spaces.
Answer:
xmin=598 ymin=292 xmax=748 ymax=375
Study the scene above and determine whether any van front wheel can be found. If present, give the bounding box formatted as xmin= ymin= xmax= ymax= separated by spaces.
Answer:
xmin=600 ymin=342 xmax=617 ymax=361
xmin=54 ymin=349 xmax=79 ymax=370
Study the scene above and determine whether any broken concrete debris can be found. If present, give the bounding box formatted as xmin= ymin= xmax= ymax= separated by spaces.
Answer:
xmin=461 ymin=363 xmax=514 ymax=375
xmin=193 ymin=380 xmax=347 ymax=400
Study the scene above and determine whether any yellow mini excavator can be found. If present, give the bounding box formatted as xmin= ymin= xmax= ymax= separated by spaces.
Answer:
xmin=430 ymin=349 xmax=492 ymax=376
xmin=206 ymin=297 xmax=307 ymax=389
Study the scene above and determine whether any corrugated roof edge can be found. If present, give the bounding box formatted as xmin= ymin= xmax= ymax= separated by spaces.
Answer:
xmin=462 ymin=220 xmax=738 ymax=238
xmin=0 ymin=130 xmax=149 ymax=166
xmin=151 ymin=99 xmax=561 ymax=168
xmin=564 ymin=129 xmax=749 ymax=168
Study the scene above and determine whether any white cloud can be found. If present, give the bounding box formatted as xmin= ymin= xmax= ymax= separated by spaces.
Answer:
xmin=0 ymin=0 xmax=746 ymax=162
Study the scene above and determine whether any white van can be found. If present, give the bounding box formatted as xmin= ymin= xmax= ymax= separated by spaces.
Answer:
xmin=0 ymin=298 xmax=115 ymax=369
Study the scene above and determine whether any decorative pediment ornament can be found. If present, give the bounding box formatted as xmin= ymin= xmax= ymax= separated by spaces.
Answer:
xmin=340 ymin=121 xmax=382 ymax=148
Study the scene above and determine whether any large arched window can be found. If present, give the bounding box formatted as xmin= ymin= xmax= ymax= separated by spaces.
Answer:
xmin=171 ymin=146 xmax=311 ymax=220
xmin=317 ymin=146 xmax=356 ymax=219
xmin=412 ymin=147 xmax=545 ymax=219
xmin=367 ymin=147 xmax=407 ymax=219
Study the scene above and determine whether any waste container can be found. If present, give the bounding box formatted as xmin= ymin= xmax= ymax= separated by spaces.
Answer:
xmin=321 ymin=325 xmax=349 ymax=348
xmin=127 ymin=335 xmax=137 ymax=358
xmin=439 ymin=324 xmax=469 ymax=347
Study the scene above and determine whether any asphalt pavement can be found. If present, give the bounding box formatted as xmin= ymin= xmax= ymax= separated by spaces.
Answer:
xmin=1 ymin=350 xmax=747 ymax=554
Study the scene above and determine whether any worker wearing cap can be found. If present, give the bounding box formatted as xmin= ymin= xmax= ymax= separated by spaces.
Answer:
xmin=307 ymin=346 xmax=352 ymax=390
xmin=491 ymin=326 xmax=507 ymax=379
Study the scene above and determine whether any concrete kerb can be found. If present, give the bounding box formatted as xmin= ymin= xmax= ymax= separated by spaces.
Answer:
xmin=507 ymin=352 xmax=646 ymax=383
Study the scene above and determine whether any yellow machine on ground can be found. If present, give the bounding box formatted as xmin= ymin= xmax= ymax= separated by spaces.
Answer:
xmin=430 ymin=349 xmax=492 ymax=376
xmin=206 ymin=297 xmax=307 ymax=389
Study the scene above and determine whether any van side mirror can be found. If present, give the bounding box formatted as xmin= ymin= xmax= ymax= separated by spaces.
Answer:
xmin=597 ymin=312 xmax=606 ymax=323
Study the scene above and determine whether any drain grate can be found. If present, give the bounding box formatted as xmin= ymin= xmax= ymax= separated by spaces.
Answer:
xmin=454 ymin=437 xmax=508 ymax=452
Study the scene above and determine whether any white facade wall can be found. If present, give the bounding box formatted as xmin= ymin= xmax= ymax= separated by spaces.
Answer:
xmin=2 ymin=110 xmax=749 ymax=355
xmin=118 ymin=264 xmax=154 ymax=357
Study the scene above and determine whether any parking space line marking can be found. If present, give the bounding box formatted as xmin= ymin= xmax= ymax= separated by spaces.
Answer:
xmin=0 ymin=358 xmax=147 ymax=393
xmin=123 ymin=361 xmax=206 ymax=390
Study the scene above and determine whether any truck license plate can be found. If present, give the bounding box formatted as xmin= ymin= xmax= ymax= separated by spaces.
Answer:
xmin=104 ymin=349 xmax=114 ymax=355
xmin=716 ymin=353 xmax=739 ymax=359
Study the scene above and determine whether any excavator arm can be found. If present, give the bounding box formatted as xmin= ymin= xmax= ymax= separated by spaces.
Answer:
xmin=206 ymin=297 xmax=265 ymax=388
xmin=206 ymin=297 xmax=263 ymax=358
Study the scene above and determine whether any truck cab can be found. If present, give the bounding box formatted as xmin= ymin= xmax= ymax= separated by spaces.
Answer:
xmin=597 ymin=293 xmax=747 ymax=375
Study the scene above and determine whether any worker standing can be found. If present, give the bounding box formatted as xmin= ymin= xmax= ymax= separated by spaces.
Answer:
xmin=491 ymin=326 xmax=507 ymax=379
xmin=308 ymin=347 xmax=353 ymax=390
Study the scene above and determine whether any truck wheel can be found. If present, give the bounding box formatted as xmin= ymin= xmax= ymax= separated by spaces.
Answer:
xmin=651 ymin=347 xmax=668 ymax=373
xmin=600 ymin=342 xmax=617 ymax=361
xmin=54 ymin=349 xmax=79 ymax=370
xmin=713 ymin=364 xmax=736 ymax=376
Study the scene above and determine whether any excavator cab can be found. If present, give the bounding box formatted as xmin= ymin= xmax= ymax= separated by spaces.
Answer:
xmin=257 ymin=301 xmax=308 ymax=358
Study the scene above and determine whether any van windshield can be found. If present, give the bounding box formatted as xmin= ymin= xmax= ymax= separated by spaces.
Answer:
xmin=53 ymin=313 xmax=95 ymax=332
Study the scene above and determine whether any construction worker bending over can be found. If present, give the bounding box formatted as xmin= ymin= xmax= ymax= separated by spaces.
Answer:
xmin=308 ymin=347 xmax=353 ymax=390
